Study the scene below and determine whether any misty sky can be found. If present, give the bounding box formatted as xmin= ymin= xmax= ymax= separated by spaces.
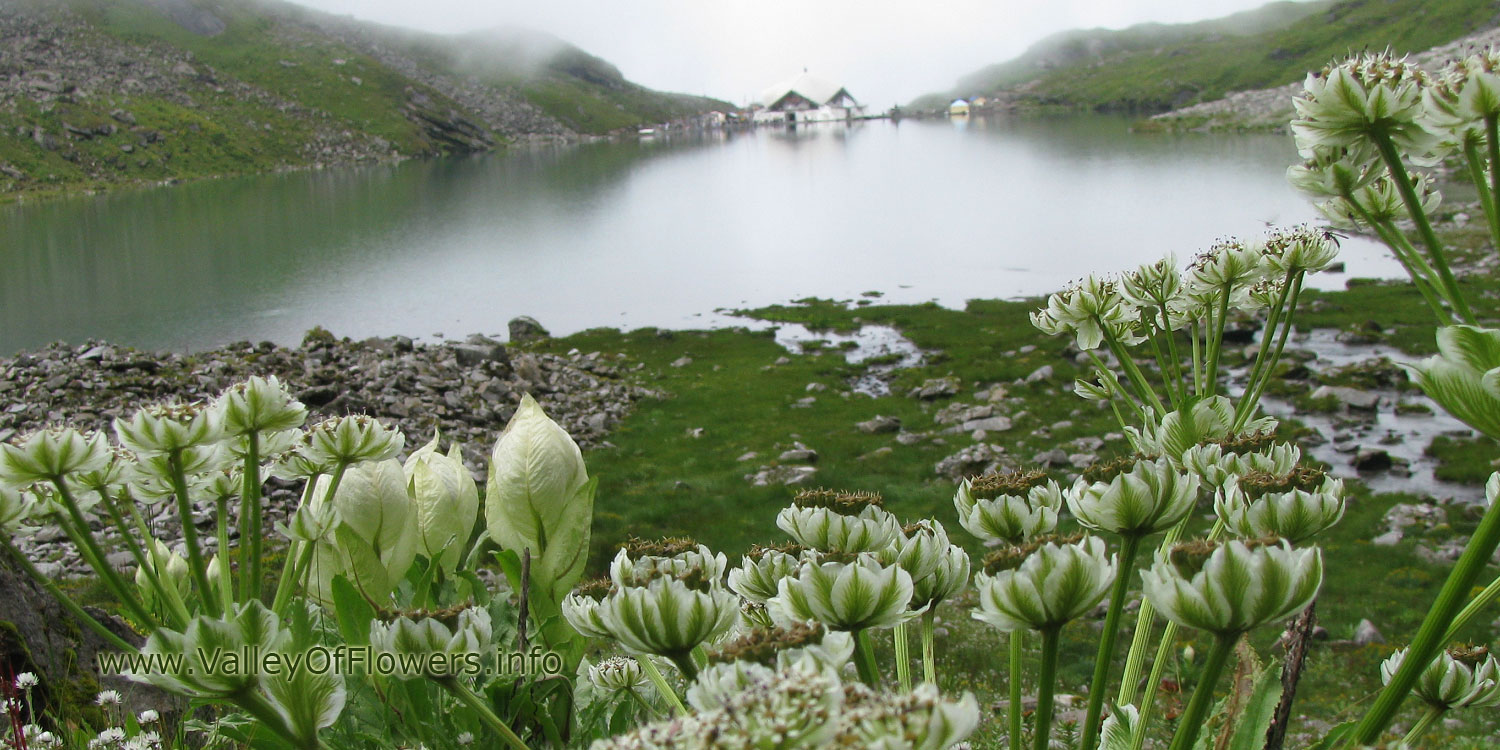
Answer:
xmin=292 ymin=0 xmax=1316 ymax=106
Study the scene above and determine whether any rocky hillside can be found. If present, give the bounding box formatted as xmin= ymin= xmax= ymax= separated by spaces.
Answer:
xmin=0 ymin=0 xmax=730 ymax=198
xmin=910 ymin=0 xmax=1500 ymax=114
xmin=1147 ymin=24 xmax=1500 ymax=132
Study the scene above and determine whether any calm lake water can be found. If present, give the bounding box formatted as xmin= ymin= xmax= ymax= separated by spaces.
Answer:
xmin=0 ymin=116 xmax=1403 ymax=354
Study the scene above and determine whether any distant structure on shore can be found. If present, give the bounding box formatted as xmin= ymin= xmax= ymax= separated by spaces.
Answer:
xmin=750 ymin=71 xmax=867 ymax=124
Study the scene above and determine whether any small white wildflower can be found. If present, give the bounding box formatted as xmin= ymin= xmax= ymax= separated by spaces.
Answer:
xmin=456 ymin=732 xmax=474 ymax=745
xmin=95 ymin=689 xmax=123 ymax=706
xmin=15 ymin=672 xmax=38 ymax=690
xmin=96 ymin=726 xmax=127 ymax=745
xmin=137 ymin=709 xmax=160 ymax=724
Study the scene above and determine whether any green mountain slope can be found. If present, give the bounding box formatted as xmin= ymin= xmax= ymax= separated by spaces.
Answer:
xmin=0 ymin=0 xmax=730 ymax=199
xmin=912 ymin=0 xmax=1500 ymax=112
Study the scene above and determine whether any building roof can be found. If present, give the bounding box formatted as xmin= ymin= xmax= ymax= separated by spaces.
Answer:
xmin=755 ymin=71 xmax=857 ymax=109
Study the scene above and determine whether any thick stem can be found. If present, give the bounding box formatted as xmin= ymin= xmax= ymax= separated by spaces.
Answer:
xmin=1204 ymin=286 xmax=1233 ymax=398
xmin=853 ymin=628 xmax=881 ymax=687
xmin=1400 ymin=705 xmax=1445 ymax=749
xmin=667 ymin=652 xmax=699 ymax=683
xmin=50 ymin=480 xmax=155 ymax=628
xmin=1372 ymin=130 xmax=1476 ymax=324
xmin=1443 ymin=572 xmax=1500 ymax=643
xmin=1032 ymin=626 xmax=1062 ymax=750
xmin=214 ymin=494 xmax=235 ymax=614
xmin=239 ymin=431 xmax=262 ymax=604
xmin=125 ymin=498 xmax=191 ymax=627
xmin=168 ymin=448 xmax=219 ymax=616
xmin=893 ymin=621 xmax=912 ymax=692
xmin=1081 ymin=534 xmax=1143 ymax=750
xmin=636 ymin=655 xmax=687 ymax=715
xmin=1166 ymin=634 xmax=1236 ymax=750
xmin=1008 ymin=630 xmax=1024 ymax=750
xmin=921 ymin=608 xmax=938 ymax=685
xmin=1087 ymin=351 xmax=1146 ymax=423
xmin=1190 ymin=320 xmax=1205 ymax=397
xmin=0 ymin=535 xmax=138 ymax=654
xmin=1103 ymin=328 xmax=1167 ymax=417
xmin=1235 ymin=275 xmax=1304 ymax=432
xmin=440 ymin=679 xmax=531 ymax=750
xmin=271 ymin=540 xmax=306 ymax=614
xmin=1487 ymin=114 xmax=1500 ymax=256
xmin=1462 ymin=138 xmax=1500 ymax=257
xmin=1118 ymin=516 xmax=1191 ymax=706
xmin=1352 ymin=497 xmax=1500 ymax=744
xmin=1235 ymin=270 xmax=1294 ymax=427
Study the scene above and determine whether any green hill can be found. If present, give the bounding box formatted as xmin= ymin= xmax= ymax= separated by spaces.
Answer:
xmin=0 ymin=0 xmax=730 ymax=199
xmin=911 ymin=0 xmax=1500 ymax=113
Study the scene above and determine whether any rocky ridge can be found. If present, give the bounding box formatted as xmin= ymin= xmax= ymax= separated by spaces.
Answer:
xmin=3 ymin=325 xmax=659 ymax=576
xmin=1149 ymin=25 xmax=1500 ymax=132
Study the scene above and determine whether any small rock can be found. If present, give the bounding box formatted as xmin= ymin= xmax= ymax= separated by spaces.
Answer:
xmin=1353 ymin=619 xmax=1384 ymax=646
xmin=961 ymin=416 xmax=1013 ymax=433
xmin=507 ymin=316 xmax=550 ymax=343
xmin=685 ymin=427 xmax=704 ymax=439
xmin=736 ymin=451 xmax=759 ymax=462
xmin=856 ymin=415 xmax=902 ymax=434
xmin=746 ymin=465 xmax=818 ymax=486
xmin=670 ymin=357 xmax=693 ymax=368
xmin=1024 ymin=364 xmax=1054 ymax=383
xmin=1371 ymin=530 xmax=1403 ymax=546
xmin=779 ymin=447 xmax=819 ymax=464
xmin=1352 ymin=448 xmax=1392 ymax=471
xmin=1033 ymin=448 xmax=1069 ymax=467
xmin=908 ymin=376 xmax=960 ymax=400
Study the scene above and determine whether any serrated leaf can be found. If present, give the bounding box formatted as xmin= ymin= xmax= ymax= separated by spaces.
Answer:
xmin=1229 ymin=665 xmax=1284 ymax=750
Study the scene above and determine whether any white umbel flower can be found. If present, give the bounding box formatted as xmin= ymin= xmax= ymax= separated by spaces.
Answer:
xmin=768 ymin=555 xmax=916 ymax=632
xmin=1067 ymin=457 xmax=1198 ymax=537
xmin=972 ymin=536 xmax=1116 ymax=632
xmin=1215 ymin=473 xmax=1346 ymax=544
xmin=1142 ymin=540 xmax=1322 ymax=637
xmin=1380 ymin=646 xmax=1500 ymax=710
xmin=776 ymin=504 xmax=900 ymax=553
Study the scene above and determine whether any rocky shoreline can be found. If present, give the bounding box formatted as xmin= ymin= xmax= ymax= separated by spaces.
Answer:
xmin=3 ymin=319 xmax=659 ymax=576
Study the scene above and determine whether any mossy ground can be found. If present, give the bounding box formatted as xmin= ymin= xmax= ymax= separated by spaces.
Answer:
xmin=528 ymin=250 xmax=1500 ymax=745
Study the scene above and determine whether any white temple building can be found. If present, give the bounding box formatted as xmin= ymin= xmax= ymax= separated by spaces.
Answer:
xmin=750 ymin=71 xmax=866 ymax=124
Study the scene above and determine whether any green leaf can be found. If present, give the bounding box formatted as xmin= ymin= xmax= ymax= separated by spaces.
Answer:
xmin=1229 ymin=665 xmax=1284 ymax=750
xmin=330 ymin=574 xmax=377 ymax=647
xmin=1306 ymin=720 xmax=1358 ymax=750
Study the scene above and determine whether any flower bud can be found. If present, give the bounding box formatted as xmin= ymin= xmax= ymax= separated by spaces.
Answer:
xmin=1142 ymin=539 xmax=1322 ymax=637
xmin=114 ymin=402 xmax=226 ymax=456
xmin=768 ymin=554 xmax=915 ymax=632
xmin=0 ymin=429 xmax=110 ymax=487
xmin=1067 ymin=456 xmax=1198 ymax=537
xmin=403 ymin=432 xmax=479 ymax=572
xmin=213 ymin=376 xmax=307 ymax=436
xmin=972 ymin=536 xmax=1115 ymax=632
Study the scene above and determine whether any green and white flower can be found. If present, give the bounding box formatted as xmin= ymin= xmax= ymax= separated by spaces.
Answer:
xmin=1142 ymin=539 xmax=1322 ymax=637
xmin=842 ymin=682 xmax=981 ymax=750
xmin=953 ymin=473 xmax=1062 ymax=545
xmin=403 ymin=432 xmax=479 ymax=572
xmin=0 ymin=428 xmax=111 ymax=487
xmin=129 ymin=600 xmax=289 ymax=697
xmin=727 ymin=545 xmax=806 ymax=604
xmin=610 ymin=540 xmax=729 ymax=589
xmin=213 ymin=376 xmax=307 ymax=437
xmin=114 ymin=402 xmax=226 ymax=457
xmin=878 ymin=520 xmax=949 ymax=587
xmin=776 ymin=504 xmax=900 ymax=553
xmin=1127 ymin=397 xmax=1276 ymax=467
xmin=1409 ymin=326 xmax=1500 ymax=439
xmin=1291 ymin=50 xmax=1440 ymax=162
xmin=1215 ymin=474 xmax=1346 ymax=544
xmin=135 ymin=539 xmax=190 ymax=608
xmin=1030 ymin=276 xmax=1141 ymax=350
xmin=486 ymin=393 xmax=595 ymax=603
xmin=687 ymin=659 xmax=777 ymax=711
xmin=0 ymin=485 xmax=35 ymax=533
xmin=1181 ymin=435 xmax=1300 ymax=489
xmin=1380 ymin=645 xmax=1500 ymax=710
xmin=1422 ymin=49 xmax=1500 ymax=143
xmin=368 ymin=607 xmax=492 ymax=679
xmin=1262 ymin=225 xmax=1341 ymax=275
xmin=911 ymin=544 xmax=971 ymax=611
xmin=588 ymin=656 xmax=648 ymax=694
xmin=301 ymin=415 xmax=405 ymax=469
xmin=972 ymin=536 xmax=1115 ymax=632
xmin=1067 ymin=457 xmax=1198 ymax=537
xmin=1185 ymin=239 xmax=1267 ymax=302
xmin=769 ymin=555 xmax=916 ymax=631
xmin=307 ymin=459 xmax=418 ymax=604
xmin=597 ymin=577 xmax=739 ymax=660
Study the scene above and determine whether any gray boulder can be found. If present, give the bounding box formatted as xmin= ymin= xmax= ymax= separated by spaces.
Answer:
xmin=508 ymin=316 xmax=551 ymax=343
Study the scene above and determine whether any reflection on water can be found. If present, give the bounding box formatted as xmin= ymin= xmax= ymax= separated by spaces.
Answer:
xmin=1 ymin=116 xmax=1404 ymax=353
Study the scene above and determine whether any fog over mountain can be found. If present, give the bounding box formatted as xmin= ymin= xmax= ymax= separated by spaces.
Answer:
xmin=290 ymin=0 xmax=1320 ymax=107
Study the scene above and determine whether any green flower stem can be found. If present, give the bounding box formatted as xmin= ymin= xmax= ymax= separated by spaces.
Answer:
xmin=853 ymin=628 xmax=881 ymax=686
xmin=167 ymin=448 xmax=220 ymax=617
xmin=1358 ymin=219 xmax=1451 ymax=324
xmin=1235 ymin=270 xmax=1295 ymax=425
xmin=624 ymin=687 xmax=663 ymax=720
xmin=893 ymin=621 xmax=912 ymax=692
xmin=49 ymin=480 xmax=155 ymax=628
xmin=1486 ymin=114 xmax=1500 ymax=255
xmin=231 ymin=686 xmax=323 ymax=750
xmin=1102 ymin=328 xmax=1167 ymax=417
xmin=1400 ymin=705 xmax=1444 ymax=749
xmin=1235 ymin=274 xmax=1305 ymax=432
xmin=1190 ymin=321 xmax=1205 ymax=397
xmin=95 ymin=488 xmax=185 ymax=625
xmin=271 ymin=541 xmax=314 ymax=615
xmin=1166 ymin=634 xmax=1236 ymax=750
xmin=1443 ymin=572 xmax=1500 ymax=642
xmin=1462 ymin=138 xmax=1500 ymax=257
xmin=438 ymin=679 xmax=531 ymax=750
xmin=636 ymin=655 xmax=687 ymax=715
xmin=1118 ymin=516 xmax=1191 ymax=707
xmin=1129 ymin=620 xmax=1182 ymax=750
xmin=1372 ymin=130 xmax=1476 ymax=324
xmin=1352 ymin=496 xmax=1500 ymax=744
xmin=921 ymin=608 xmax=938 ymax=685
xmin=1156 ymin=305 xmax=1189 ymax=409
xmin=1081 ymin=533 xmax=1144 ymax=750
xmin=239 ymin=431 xmax=262 ymax=604
xmin=1032 ymin=626 xmax=1062 ymax=750
xmin=1204 ymin=285 xmax=1233 ymax=398
xmin=1145 ymin=328 xmax=1182 ymax=409
xmin=667 ymin=652 xmax=699 ymax=683
xmin=214 ymin=494 xmax=235 ymax=614
xmin=1087 ymin=351 xmax=1147 ymax=424
xmin=1006 ymin=630 xmax=1024 ymax=750
xmin=123 ymin=497 xmax=191 ymax=627
xmin=0 ymin=535 xmax=138 ymax=654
